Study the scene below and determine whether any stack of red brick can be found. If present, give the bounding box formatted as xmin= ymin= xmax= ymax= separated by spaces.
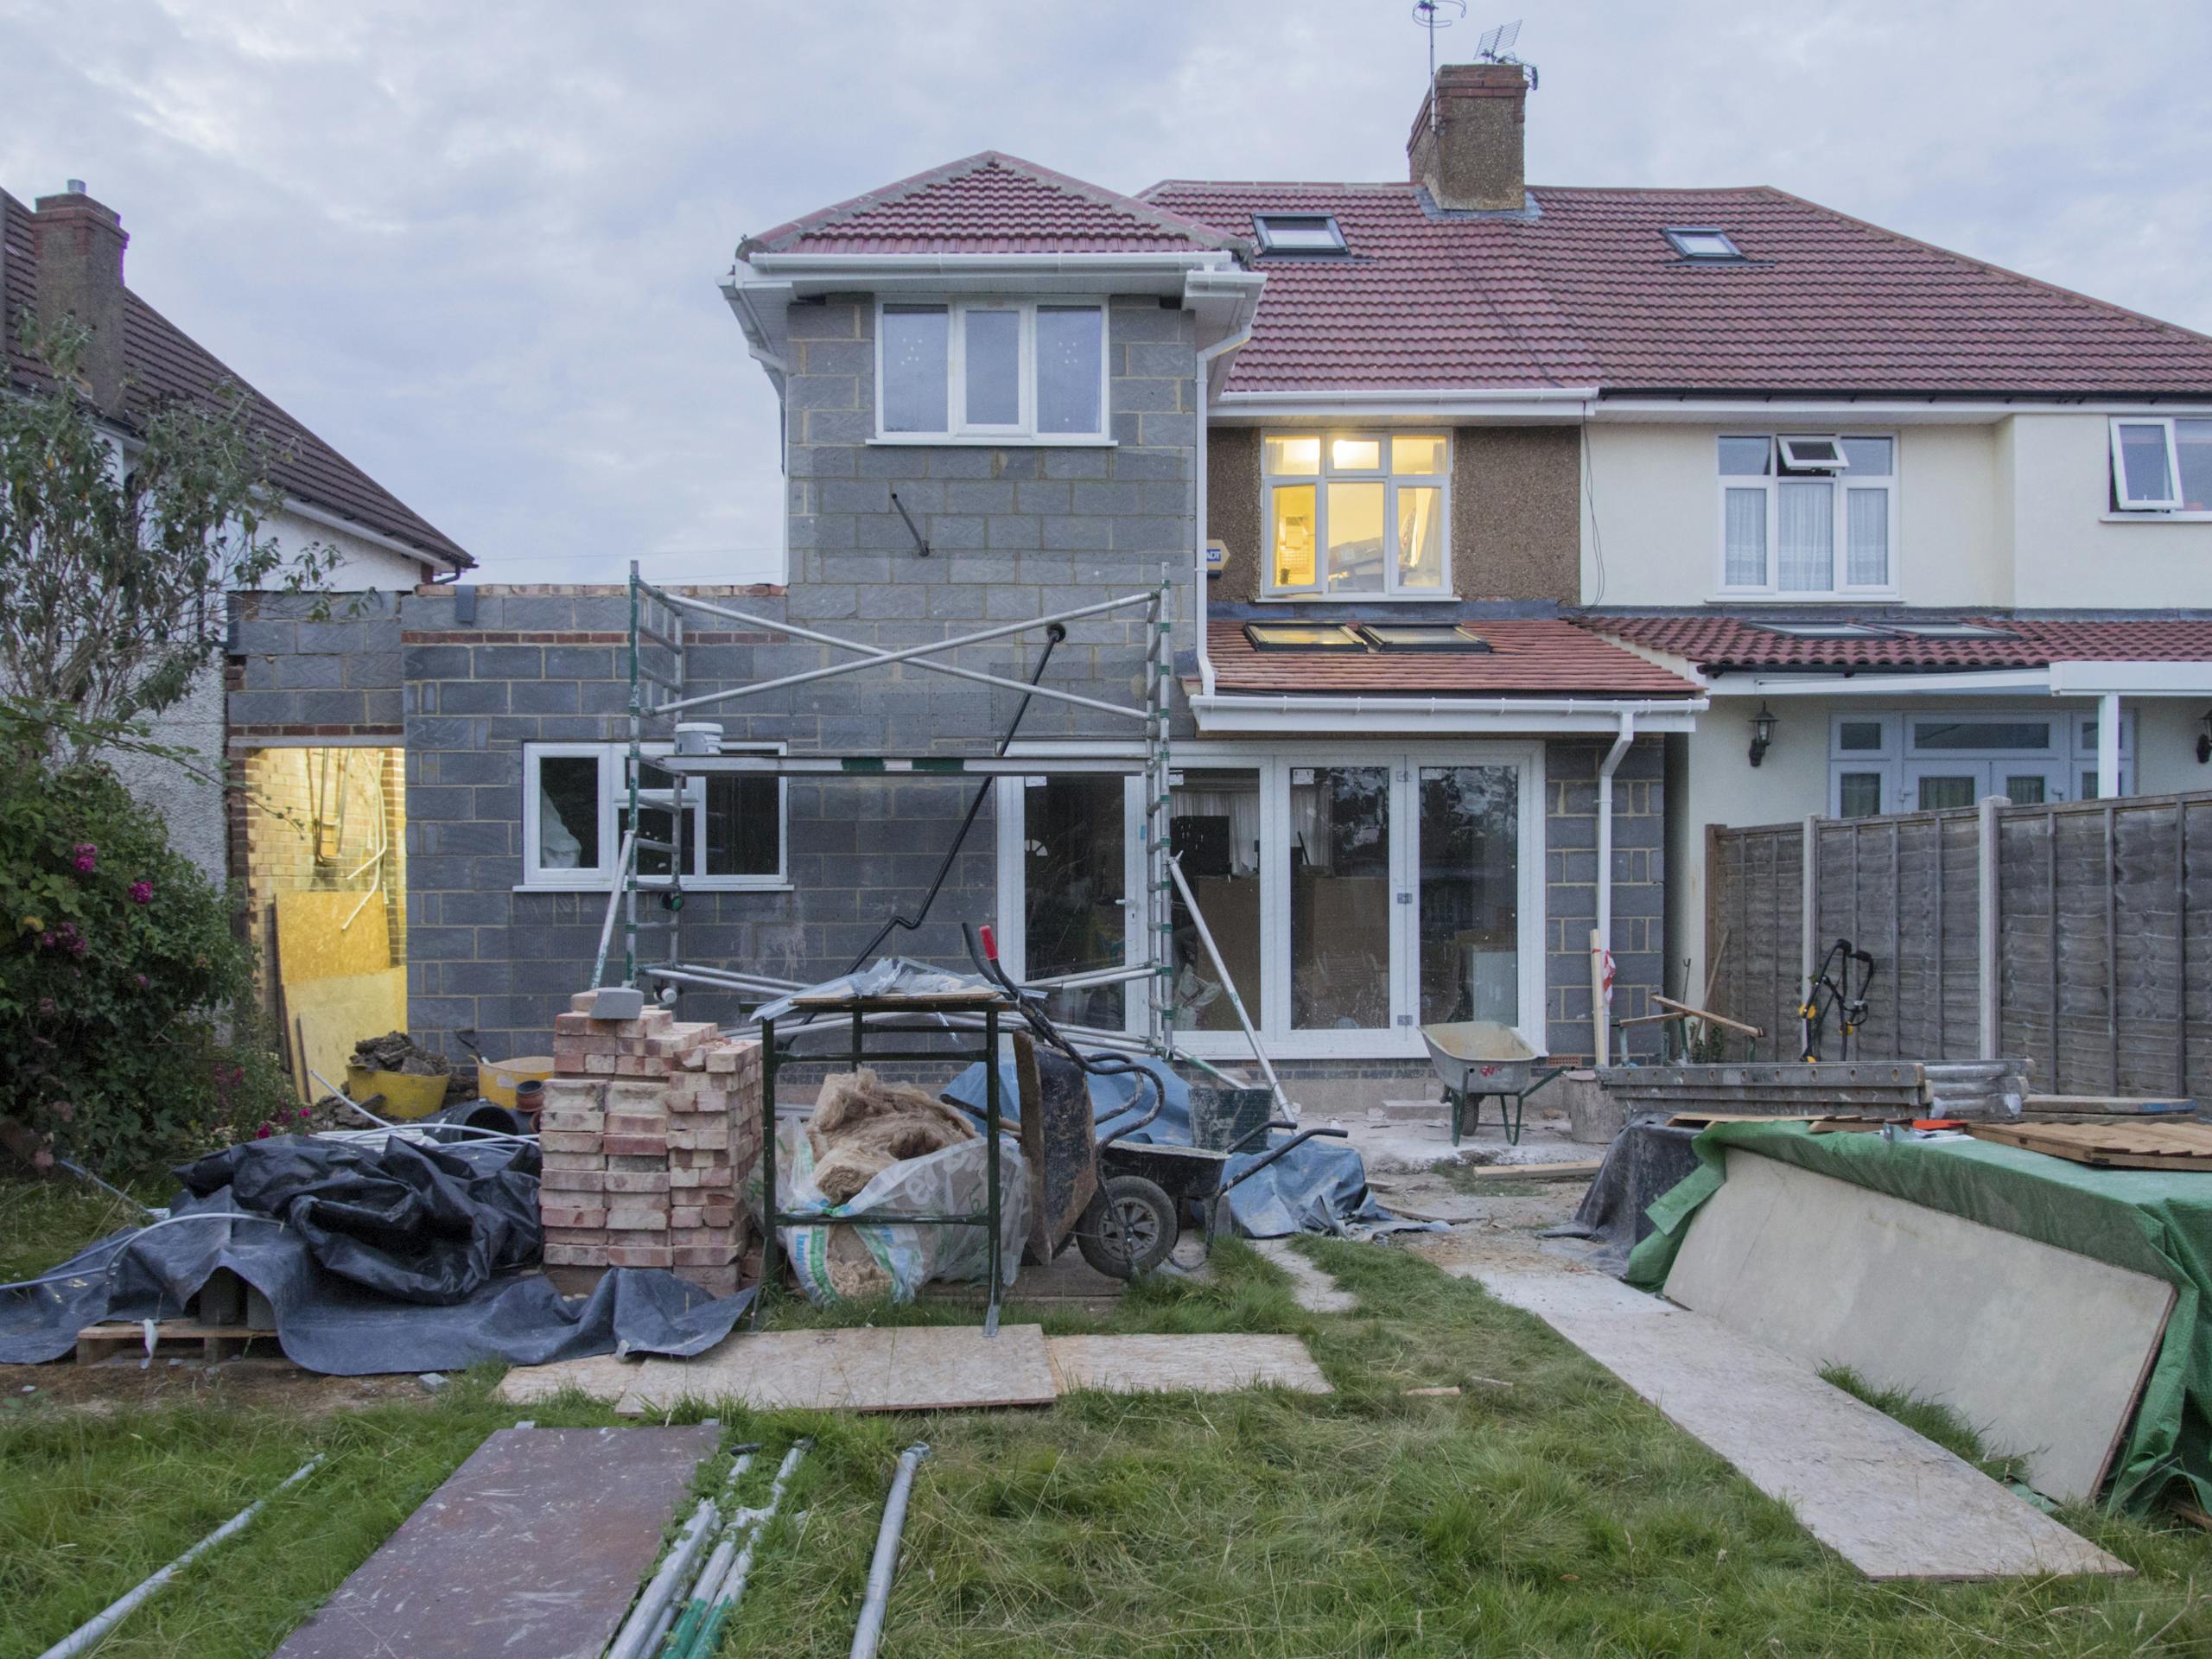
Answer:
xmin=537 ymin=994 xmax=765 ymax=1297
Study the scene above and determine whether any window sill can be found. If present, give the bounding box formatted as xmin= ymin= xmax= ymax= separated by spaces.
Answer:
xmin=514 ymin=880 xmax=795 ymax=895
xmin=2101 ymin=511 xmax=2212 ymax=524
xmin=1255 ymin=591 xmax=1462 ymax=604
xmin=1706 ymin=591 xmax=1901 ymax=604
xmin=867 ymin=434 xmax=1116 ymax=448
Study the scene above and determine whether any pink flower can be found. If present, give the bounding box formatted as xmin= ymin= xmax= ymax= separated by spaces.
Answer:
xmin=296 ymin=1106 xmax=311 ymax=1120
xmin=129 ymin=880 xmax=153 ymax=906
xmin=135 ymin=973 xmax=149 ymax=989
xmin=71 ymin=843 xmax=97 ymax=874
xmin=255 ymin=1122 xmax=274 ymax=1139
xmin=35 ymin=997 xmax=54 ymax=1017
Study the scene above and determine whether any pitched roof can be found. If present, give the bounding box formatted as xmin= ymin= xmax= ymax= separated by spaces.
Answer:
xmin=3 ymin=189 xmax=470 ymax=569
xmin=1584 ymin=613 xmax=2212 ymax=673
xmin=741 ymin=152 xmax=1249 ymax=259
xmin=1206 ymin=616 xmax=1702 ymax=697
xmin=1140 ymin=180 xmax=2212 ymax=397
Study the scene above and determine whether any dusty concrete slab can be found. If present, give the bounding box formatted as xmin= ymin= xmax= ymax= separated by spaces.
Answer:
xmin=1465 ymin=1265 xmax=2129 ymax=1581
xmin=1252 ymin=1240 xmax=1356 ymax=1313
xmin=1046 ymin=1333 xmax=1332 ymax=1396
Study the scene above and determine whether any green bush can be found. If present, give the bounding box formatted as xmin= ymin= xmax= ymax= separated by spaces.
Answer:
xmin=0 ymin=756 xmax=289 ymax=1173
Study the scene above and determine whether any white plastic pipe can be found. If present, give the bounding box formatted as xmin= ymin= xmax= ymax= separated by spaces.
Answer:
xmin=1592 ymin=710 xmax=1635 ymax=1067
xmin=36 ymin=1458 xmax=323 ymax=1659
xmin=849 ymin=1443 xmax=931 ymax=1659
xmin=604 ymin=1494 xmax=720 ymax=1659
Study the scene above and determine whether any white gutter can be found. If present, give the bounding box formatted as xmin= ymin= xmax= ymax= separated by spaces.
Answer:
xmin=1592 ymin=710 xmax=1635 ymax=1068
xmin=1192 ymin=318 xmax=1259 ymax=701
xmin=1191 ymin=692 xmax=1705 ymax=735
xmin=744 ymin=251 xmax=1240 ymax=275
xmin=281 ymin=496 xmax=461 ymax=575
xmin=1217 ymin=386 xmax=1600 ymax=406
xmin=1593 ymin=396 xmax=2212 ymax=421
xmin=1738 ymin=668 xmax=2052 ymax=698
xmin=1212 ymin=386 xmax=1598 ymax=423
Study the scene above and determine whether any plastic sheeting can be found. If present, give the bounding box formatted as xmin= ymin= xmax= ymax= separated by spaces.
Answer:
xmin=0 ymin=1135 xmax=752 ymax=1375
xmin=1540 ymin=1123 xmax=1702 ymax=1275
xmin=1624 ymin=1120 xmax=2212 ymax=1513
xmin=944 ymin=1054 xmax=1433 ymax=1240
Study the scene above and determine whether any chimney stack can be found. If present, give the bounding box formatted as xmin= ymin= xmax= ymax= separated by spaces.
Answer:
xmin=30 ymin=181 xmax=129 ymax=414
xmin=1408 ymin=62 xmax=1529 ymax=213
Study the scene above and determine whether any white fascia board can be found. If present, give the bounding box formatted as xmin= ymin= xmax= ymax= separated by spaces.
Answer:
xmin=1191 ymin=693 xmax=1705 ymax=735
xmin=1211 ymin=386 xmax=1597 ymax=424
xmin=281 ymin=496 xmax=455 ymax=575
xmin=2048 ymin=660 xmax=2212 ymax=696
xmin=1592 ymin=397 xmax=2212 ymax=425
xmin=745 ymin=250 xmax=1235 ymax=300
xmin=1734 ymin=669 xmax=2053 ymax=698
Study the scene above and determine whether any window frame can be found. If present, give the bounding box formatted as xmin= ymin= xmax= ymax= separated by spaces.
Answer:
xmin=871 ymin=296 xmax=1109 ymax=444
xmin=520 ymin=741 xmax=790 ymax=892
xmin=1716 ymin=432 xmax=1900 ymax=600
xmin=1663 ymin=226 xmax=1744 ymax=261
xmin=1260 ymin=430 xmax=1454 ymax=600
xmin=2107 ymin=416 xmax=2201 ymax=512
xmin=1252 ymin=213 xmax=1349 ymax=254
xmin=1824 ymin=709 xmax=2132 ymax=817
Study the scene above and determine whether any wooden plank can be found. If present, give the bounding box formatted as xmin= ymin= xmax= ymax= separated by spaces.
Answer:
xmin=1967 ymin=1120 xmax=2212 ymax=1168
xmin=1046 ymin=1333 xmax=1331 ymax=1396
xmin=285 ymin=968 xmax=408 ymax=1103
xmin=2023 ymin=1095 xmax=2197 ymax=1116
xmin=1453 ymin=1159 xmax=1603 ymax=1184
xmin=1465 ymin=1265 xmax=2129 ymax=1580
xmin=270 ymin=1426 xmax=720 ymax=1659
xmin=75 ymin=1321 xmax=283 ymax=1365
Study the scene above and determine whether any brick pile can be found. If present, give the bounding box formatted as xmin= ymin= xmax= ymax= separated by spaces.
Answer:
xmin=537 ymin=994 xmax=765 ymax=1297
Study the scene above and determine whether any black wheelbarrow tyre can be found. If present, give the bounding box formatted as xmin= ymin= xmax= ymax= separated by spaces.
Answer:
xmin=1076 ymin=1174 xmax=1178 ymax=1280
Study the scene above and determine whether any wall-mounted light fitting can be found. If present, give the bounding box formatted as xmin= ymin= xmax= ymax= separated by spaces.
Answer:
xmin=2197 ymin=709 xmax=2212 ymax=766
xmin=1749 ymin=702 xmax=1777 ymax=768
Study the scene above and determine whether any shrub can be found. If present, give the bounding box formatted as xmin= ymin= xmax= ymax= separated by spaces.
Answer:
xmin=0 ymin=755 xmax=289 ymax=1173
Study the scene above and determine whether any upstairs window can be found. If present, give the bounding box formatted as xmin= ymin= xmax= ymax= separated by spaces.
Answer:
xmin=2110 ymin=416 xmax=2212 ymax=512
xmin=1253 ymin=213 xmax=1348 ymax=254
xmin=1718 ymin=434 xmax=1896 ymax=597
xmin=1264 ymin=433 xmax=1450 ymax=596
xmin=876 ymin=299 xmax=1107 ymax=441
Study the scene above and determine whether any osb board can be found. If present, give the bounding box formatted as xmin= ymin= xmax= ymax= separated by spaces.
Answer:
xmin=1046 ymin=1333 xmax=1332 ymax=1396
xmin=275 ymin=888 xmax=390 ymax=987
xmin=1968 ymin=1120 xmax=2212 ymax=1169
xmin=270 ymin=1426 xmax=719 ymax=1659
xmin=1469 ymin=1265 xmax=2127 ymax=1580
xmin=1663 ymin=1149 xmax=2175 ymax=1505
xmin=286 ymin=968 xmax=406 ymax=1102
xmin=499 ymin=1323 xmax=1058 ymax=1414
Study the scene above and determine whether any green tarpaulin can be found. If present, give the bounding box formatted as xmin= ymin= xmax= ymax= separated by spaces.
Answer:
xmin=1624 ymin=1120 xmax=2212 ymax=1513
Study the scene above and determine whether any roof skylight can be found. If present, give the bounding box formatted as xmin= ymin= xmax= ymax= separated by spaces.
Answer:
xmin=1663 ymin=226 xmax=1744 ymax=261
xmin=1253 ymin=213 xmax=1348 ymax=255
xmin=1887 ymin=623 xmax=2018 ymax=639
xmin=1244 ymin=622 xmax=1363 ymax=651
xmin=1360 ymin=624 xmax=1492 ymax=653
xmin=1751 ymin=623 xmax=1893 ymax=640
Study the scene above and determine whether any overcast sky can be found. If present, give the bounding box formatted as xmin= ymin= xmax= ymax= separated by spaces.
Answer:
xmin=4 ymin=1 xmax=2209 ymax=585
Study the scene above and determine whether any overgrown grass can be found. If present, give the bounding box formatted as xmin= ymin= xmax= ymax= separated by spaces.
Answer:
xmin=1821 ymin=1363 xmax=2035 ymax=1488
xmin=7 ymin=1211 xmax=2212 ymax=1655
xmin=0 ymin=1176 xmax=151 ymax=1288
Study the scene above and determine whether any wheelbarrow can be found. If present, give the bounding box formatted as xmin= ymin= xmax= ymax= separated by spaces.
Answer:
xmin=1419 ymin=1020 xmax=1566 ymax=1147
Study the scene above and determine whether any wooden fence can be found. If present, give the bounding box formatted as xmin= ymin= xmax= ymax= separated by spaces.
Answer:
xmin=1706 ymin=791 xmax=2212 ymax=1101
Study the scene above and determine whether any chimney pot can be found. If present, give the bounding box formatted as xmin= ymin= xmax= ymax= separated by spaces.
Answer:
xmin=29 ymin=187 xmax=129 ymax=414
xmin=66 ymin=178 xmax=86 ymax=195
xmin=1408 ymin=61 xmax=1529 ymax=213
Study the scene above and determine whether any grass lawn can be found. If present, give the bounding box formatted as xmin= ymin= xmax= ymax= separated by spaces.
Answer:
xmin=5 ymin=1185 xmax=2212 ymax=1656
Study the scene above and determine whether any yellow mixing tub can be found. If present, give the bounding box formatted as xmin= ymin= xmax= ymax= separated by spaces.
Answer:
xmin=344 ymin=1065 xmax=449 ymax=1120
xmin=479 ymin=1055 xmax=554 ymax=1111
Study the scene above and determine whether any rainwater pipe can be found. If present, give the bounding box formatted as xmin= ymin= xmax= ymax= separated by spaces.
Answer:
xmin=1592 ymin=710 xmax=1636 ymax=1069
xmin=849 ymin=1443 xmax=932 ymax=1659
xmin=1192 ymin=320 xmax=1255 ymax=700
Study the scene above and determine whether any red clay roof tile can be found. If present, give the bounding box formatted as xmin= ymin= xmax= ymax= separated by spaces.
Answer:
xmin=1585 ymin=613 xmax=2212 ymax=671
xmin=1207 ymin=616 xmax=1702 ymax=696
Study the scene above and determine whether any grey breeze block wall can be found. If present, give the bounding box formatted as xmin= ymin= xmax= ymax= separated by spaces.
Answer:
xmin=1545 ymin=734 xmax=1664 ymax=1065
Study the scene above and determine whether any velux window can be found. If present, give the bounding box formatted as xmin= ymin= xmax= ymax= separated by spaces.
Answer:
xmin=1253 ymin=214 xmax=1347 ymax=254
xmin=1265 ymin=433 xmax=1450 ymax=595
xmin=523 ymin=744 xmax=785 ymax=889
xmin=1719 ymin=434 xmax=1896 ymax=596
xmin=877 ymin=300 xmax=1107 ymax=440
xmin=2109 ymin=417 xmax=2212 ymax=512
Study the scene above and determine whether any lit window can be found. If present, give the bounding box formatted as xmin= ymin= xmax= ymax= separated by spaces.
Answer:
xmin=875 ymin=300 xmax=1106 ymax=440
xmin=1719 ymin=435 xmax=1896 ymax=596
xmin=523 ymin=744 xmax=785 ymax=888
xmin=1253 ymin=213 xmax=1347 ymax=254
xmin=2109 ymin=416 xmax=2212 ymax=512
xmin=1664 ymin=226 xmax=1744 ymax=260
xmin=1264 ymin=431 xmax=1450 ymax=595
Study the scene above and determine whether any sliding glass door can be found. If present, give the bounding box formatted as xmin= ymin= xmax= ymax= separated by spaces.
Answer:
xmin=1416 ymin=766 xmax=1522 ymax=1027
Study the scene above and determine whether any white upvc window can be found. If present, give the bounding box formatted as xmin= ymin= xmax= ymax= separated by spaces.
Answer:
xmin=1262 ymin=432 xmax=1452 ymax=597
xmin=1717 ymin=434 xmax=1897 ymax=598
xmin=874 ymin=298 xmax=1108 ymax=442
xmin=521 ymin=743 xmax=788 ymax=890
xmin=2109 ymin=416 xmax=2212 ymax=512
xmin=1826 ymin=709 xmax=2132 ymax=817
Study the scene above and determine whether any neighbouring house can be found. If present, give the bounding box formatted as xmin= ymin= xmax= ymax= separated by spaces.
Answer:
xmin=223 ymin=56 xmax=2212 ymax=1104
xmin=3 ymin=181 xmax=472 ymax=1031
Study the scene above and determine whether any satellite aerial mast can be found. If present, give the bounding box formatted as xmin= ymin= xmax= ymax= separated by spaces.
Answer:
xmin=1410 ymin=0 xmax=1465 ymax=83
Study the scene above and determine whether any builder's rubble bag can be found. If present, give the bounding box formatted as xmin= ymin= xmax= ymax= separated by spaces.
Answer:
xmin=762 ymin=1121 xmax=1028 ymax=1305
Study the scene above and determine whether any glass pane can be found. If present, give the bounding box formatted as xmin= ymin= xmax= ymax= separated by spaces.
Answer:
xmin=632 ymin=803 xmax=676 ymax=879
xmin=1325 ymin=480 xmax=1386 ymax=593
xmin=1917 ymin=775 xmax=1978 ymax=812
xmin=1777 ymin=479 xmax=1834 ymax=591
xmin=1258 ymin=216 xmax=1342 ymax=250
xmin=1839 ymin=773 xmax=1884 ymax=818
xmin=537 ymin=756 xmax=601 ymax=870
xmin=1724 ymin=487 xmax=1767 ymax=585
xmin=1392 ymin=435 xmax=1448 ymax=474
xmin=2117 ymin=422 xmax=2173 ymax=503
xmin=1395 ymin=485 xmax=1445 ymax=589
xmin=1419 ymin=766 xmax=1519 ymax=1027
xmin=880 ymin=305 xmax=949 ymax=432
xmin=1330 ymin=437 xmax=1382 ymax=472
xmin=1270 ymin=483 xmax=1318 ymax=588
xmin=702 ymin=775 xmax=779 ymax=876
xmin=2005 ymin=775 xmax=2048 ymax=805
xmin=1838 ymin=720 xmax=1885 ymax=752
xmin=963 ymin=308 xmax=1020 ymax=426
xmin=1024 ymin=777 xmax=1125 ymax=1028
xmin=2082 ymin=771 xmax=2100 ymax=801
xmin=1718 ymin=437 xmax=1771 ymax=476
xmin=1264 ymin=435 xmax=1320 ymax=476
xmin=1846 ymin=486 xmax=1889 ymax=586
xmin=1169 ymin=770 xmax=1263 ymax=1033
xmin=1034 ymin=306 xmax=1103 ymax=435
xmin=1841 ymin=436 xmax=1893 ymax=474
xmin=1289 ymin=767 xmax=1391 ymax=1030
xmin=1911 ymin=720 xmax=2050 ymax=752
xmin=2177 ymin=419 xmax=2212 ymax=511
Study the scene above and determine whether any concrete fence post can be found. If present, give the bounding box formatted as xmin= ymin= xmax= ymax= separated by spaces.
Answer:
xmin=1977 ymin=794 xmax=2003 ymax=1060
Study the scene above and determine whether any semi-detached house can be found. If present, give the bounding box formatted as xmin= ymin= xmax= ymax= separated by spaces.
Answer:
xmin=228 ymin=60 xmax=2212 ymax=1103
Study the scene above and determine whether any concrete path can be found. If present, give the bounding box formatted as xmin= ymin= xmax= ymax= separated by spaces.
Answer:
xmin=1252 ymin=1239 xmax=1357 ymax=1313
xmin=1462 ymin=1264 xmax=2129 ymax=1581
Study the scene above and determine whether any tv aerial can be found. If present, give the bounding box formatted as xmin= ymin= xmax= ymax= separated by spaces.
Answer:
xmin=1410 ymin=0 xmax=1465 ymax=81
xmin=1476 ymin=18 xmax=1522 ymax=61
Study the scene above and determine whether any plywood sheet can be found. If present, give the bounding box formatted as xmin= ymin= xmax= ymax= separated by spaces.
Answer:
xmin=1968 ymin=1120 xmax=2212 ymax=1169
xmin=1470 ymin=1264 xmax=2128 ymax=1580
xmin=499 ymin=1323 xmax=1057 ymax=1414
xmin=1662 ymin=1149 xmax=2174 ymax=1505
xmin=270 ymin=1426 xmax=719 ymax=1659
xmin=285 ymin=968 xmax=406 ymax=1102
xmin=1046 ymin=1333 xmax=1332 ymax=1396
xmin=275 ymin=888 xmax=390 ymax=987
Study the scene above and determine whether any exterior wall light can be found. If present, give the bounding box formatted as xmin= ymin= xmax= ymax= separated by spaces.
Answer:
xmin=2198 ymin=709 xmax=2212 ymax=766
xmin=1749 ymin=702 xmax=1777 ymax=768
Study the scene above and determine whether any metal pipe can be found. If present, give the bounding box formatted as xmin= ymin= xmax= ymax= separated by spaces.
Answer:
xmin=604 ymin=1492 xmax=720 ymax=1659
xmin=1592 ymin=710 xmax=1635 ymax=1067
xmin=591 ymin=829 xmax=639 ymax=988
xmin=1165 ymin=854 xmax=1289 ymax=1118
xmin=673 ymin=1440 xmax=810 ymax=1657
xmin=849 ymin=1443 xmax=931 ymax=1659
xmin=35 ymin=1458 xmax=323 ymax=1659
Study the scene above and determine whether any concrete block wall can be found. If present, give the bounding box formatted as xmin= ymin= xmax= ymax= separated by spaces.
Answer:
xmin=1545 ymin=735 xmax=1665 ymax=1065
